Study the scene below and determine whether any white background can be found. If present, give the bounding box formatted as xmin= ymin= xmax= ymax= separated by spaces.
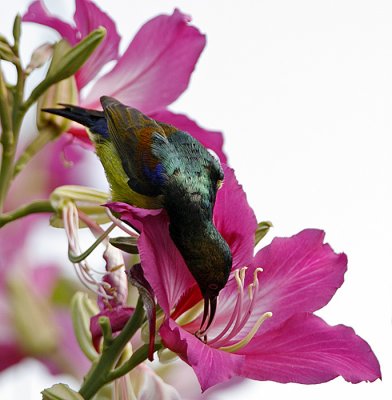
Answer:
xmin=0 ymin=0 xmax=391 ymax=399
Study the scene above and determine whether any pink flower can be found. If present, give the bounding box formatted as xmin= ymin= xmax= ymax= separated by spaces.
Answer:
xmin=108 ymin=167 xmax=381 ymax=391
xmin=0 ymin=135 xmax=93 ymax=375
xmin=0 ymin=262 xmax=90 ymax=377
xmin=23 ymin=0 xmax=226 ymax=162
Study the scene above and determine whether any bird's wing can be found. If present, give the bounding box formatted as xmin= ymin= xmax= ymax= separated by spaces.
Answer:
xmin=100 ymin=96 xmax=168 ymax=197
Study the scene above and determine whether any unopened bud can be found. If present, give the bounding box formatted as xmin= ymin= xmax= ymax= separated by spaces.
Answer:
xmin=42 ymin=384 xmax=84 ymax=400
xmin=26 ymin=42 xmax=53 ymax=74
xmin=8 ymin=276 xmax=58 ymax=356
xmin=36 ymin=74 xmax=77 ymax=133
xmin=0 ymin=41 xmax=17 ymax=63
xmin=157 ymin=347 xmax=178 ymax=364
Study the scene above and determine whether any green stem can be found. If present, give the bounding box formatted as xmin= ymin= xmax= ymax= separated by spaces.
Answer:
xmin=0 ymin=200 xmax=54 ymax=228
xmin=0 ymin=59 xmax=25 ymax=213
xmin=79 ymin=298 xmax=146 ymax=400
xmin=108 ymin=343 xmax=162 ymax=382
xmin=0 ymin=65 xmax=14 ymax=212
xmin=13 ymin=126 xmax=61 ymax=177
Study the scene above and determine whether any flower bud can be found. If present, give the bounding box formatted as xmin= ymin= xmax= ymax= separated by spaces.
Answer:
xmin=0 ymin=41 xmax=17 ymax=63
xmin=7 ymin=275 xmax=58 ymax=356
xmin=26 ymin=42 xmax=53 ymax=74
xmin=42 ymin=384 xmax=84 ymax=400
xmin=36 ymin=74 xmax=77 ymax=133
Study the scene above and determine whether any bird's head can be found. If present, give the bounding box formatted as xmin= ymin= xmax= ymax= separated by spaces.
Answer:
xmin=191 ymin=230 xmax=233 ymax=336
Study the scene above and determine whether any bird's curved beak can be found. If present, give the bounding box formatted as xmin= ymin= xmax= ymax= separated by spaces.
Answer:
xmin=198 ymin=293 xmax=218 ymax=337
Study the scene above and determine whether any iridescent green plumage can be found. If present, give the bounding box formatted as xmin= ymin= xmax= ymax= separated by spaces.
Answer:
xmin=44 ymin=96 xmax=232 ymax=331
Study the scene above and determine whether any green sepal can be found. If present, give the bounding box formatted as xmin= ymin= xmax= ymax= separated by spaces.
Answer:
xmin=255 ymin=220 xmax=273 ymax=246
xmin=42 ymin=384 xmax=84 ymax=400
xmin=109 ymin=236 xmax=139 ymax=254
xmin=71 ymin=292 xmax=99 ymax=362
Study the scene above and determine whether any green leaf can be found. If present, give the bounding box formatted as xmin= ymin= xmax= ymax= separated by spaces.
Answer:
xmin=42 ymin=384 xmax=84 ymax=400
xmin=255 ymin=220 xmax=273 ymax=246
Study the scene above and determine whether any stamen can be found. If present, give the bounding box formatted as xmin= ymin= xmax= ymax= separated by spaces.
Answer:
xmin=105 ymin=208 xmax=139 ymax=237
xmin=219 ymin=312 xmax=273 ymax=353
xmin=176 ymin=300 xmax=204 ymax=326
xmin=207 ymin=266 xmax=268 ymax=349
xmin=207 ymin=268 xmax=245 ymax=345
xmin=62 ymin=202 xmax=114 ymax=301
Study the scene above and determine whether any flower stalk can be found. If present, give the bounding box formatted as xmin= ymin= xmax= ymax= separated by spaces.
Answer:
xmin=78 ymin=298 xmax=151 ymax=400
xmin=0 ymin=199 xmax=54 ymax=228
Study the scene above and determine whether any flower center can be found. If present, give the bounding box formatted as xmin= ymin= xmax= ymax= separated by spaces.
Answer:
xmin=185 ymin=267 xmax=272 ymax=352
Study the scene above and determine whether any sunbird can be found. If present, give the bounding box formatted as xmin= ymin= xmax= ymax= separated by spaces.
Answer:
xmin=44 ymin=96 xmax=232 ymax=333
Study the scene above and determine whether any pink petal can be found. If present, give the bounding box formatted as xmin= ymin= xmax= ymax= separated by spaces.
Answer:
xmin=214 ymin=166 xmax=258 ymax=269
xmin=90 ymin=307 xmax=134 ymax=352
xmin=30 ymin=265 xmax=61 ymax=299
xmin=47 ymin=135 xmax=91 ymax=191
xmin=138 ymin=213 xmax=196 ymax=314
xmin=0 ymin=343 xmax=24 ymax=372
xmin=22 ymin=0 xmax=78 ymax=44
xmin=238 ymin=313 xmax=381 ymax=384
xmin=43 ymin=310 xmax=90 ymax=378
xmin=107 ymin=203 xmax=195 ymax=314
xmin=160 ymin=319 xmax=244 ymax=391
xmin=83 ymin=9 xmax=206 ymax=113
xmin=248 ymin=229 xmax=347 ymax=333
xmin=150 ymin=110 xmax=227 ymax=164
xmin=73 ymin=0 xmax=120 ymax=88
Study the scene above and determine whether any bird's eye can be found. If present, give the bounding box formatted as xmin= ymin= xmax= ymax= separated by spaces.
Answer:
xmin=216 ymin=180 xmax=223 ymax=190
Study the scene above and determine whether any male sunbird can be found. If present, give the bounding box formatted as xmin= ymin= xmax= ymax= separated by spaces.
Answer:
xmin=44 ymin=97 xmax=232 ymax=333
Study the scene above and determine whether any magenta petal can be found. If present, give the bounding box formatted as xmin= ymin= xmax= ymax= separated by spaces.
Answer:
xmin=22 ymin=0 xmax=78 ymax=44
xmin=106 ymin=203 xmax=195 ymax=314
xmin=90 ymin=307 xmax=134 ymax=351
xmin=160 ymin=319 xmax=243 ymax=391
xmin=137 ymin=213 xmax=195 ymax=314
xmin=83 ymin=9 xmax=206 ymax=113
xmin=0 ymin=343 xmax=24 ymax=372
xmin=73 ymin=0 xmax=120 ymax=88
xmin=127 ymin=264 xmax=156 ymax=361
xmin=238 ymin=313 xmax=381 ymax=384
xmin=151 ymin=110 xmax=227 ymax=164
xmin=214 ymin=166 xmax=258 ymax=269
xmin=250 ymin=229 xmax=347 ymax=333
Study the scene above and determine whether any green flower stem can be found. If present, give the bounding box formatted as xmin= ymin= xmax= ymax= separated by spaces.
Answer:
xmin=108 ymin=343 xmax=162 ymax=382
xmin=79 ymin=298 xmax=146 ymax=400
xmin=99 ymin=316 xmax=113 ymax=350
xmin=0 ymin=65 xmax=14 ymax=212
xmin=0 ymin=57 xmax=25 ymax=212
xmin=13 ymin=126 xmax=61 ymax=177
xmin=0 ymin=200 xmax=54 ymax=228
